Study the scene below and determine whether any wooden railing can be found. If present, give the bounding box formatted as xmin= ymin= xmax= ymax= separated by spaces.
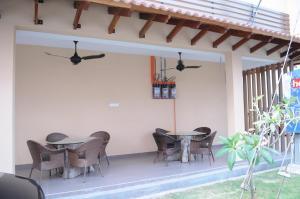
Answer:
xmin=243 ymin=60 xmax=300 ymax=153
xmin=152 ymin=0 xmax=290 ymax=33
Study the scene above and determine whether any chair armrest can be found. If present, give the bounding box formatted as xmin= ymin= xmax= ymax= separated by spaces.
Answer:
xmin=46 ymin=147 xmax=65 ymax=154
xmin=192 ymin=135 xmax=210 ymax=142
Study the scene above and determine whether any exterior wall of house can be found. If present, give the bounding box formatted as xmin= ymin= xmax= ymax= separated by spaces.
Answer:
xmin=15 ymin=44 xmax=227 ymax=165
xmin=0 ymin=0 xmax=284 ymax=171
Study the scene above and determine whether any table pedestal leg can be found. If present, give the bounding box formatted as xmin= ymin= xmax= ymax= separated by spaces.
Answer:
xmin=180 ymin=136 xmax=192 ymax=163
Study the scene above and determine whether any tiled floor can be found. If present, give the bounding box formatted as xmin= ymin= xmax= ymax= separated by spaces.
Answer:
xmin=16 ymin=146 xmax=232 ymax=198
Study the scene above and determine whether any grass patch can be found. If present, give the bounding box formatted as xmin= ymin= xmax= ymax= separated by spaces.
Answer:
xmin=152 ymin=170 xmax=300 ymax=199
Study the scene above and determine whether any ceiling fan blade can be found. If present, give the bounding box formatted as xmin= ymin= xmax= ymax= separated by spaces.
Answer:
xmin=44 ymin=52 xmax=69 ymax=59
xmin=184 ymin=65 xmax=202 ymax=69
xmin=82 ymin=54 xmax=105 ymax=60
xmin=162 ymin=67 xmax=176 ymax=71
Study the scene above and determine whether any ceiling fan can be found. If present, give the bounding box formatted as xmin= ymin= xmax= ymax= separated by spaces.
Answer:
xmin=166 ymin=52 xmax=202 ymax=72
xmin=45 ymin=41 xmax=105 ymax=65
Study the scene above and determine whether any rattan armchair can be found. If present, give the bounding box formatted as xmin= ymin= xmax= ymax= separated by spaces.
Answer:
xmin=90 ymin=131 xmax=110 ymax=166
xmin=189 ymin=131 xmax=217 ymax=164
xmin=155 ymin=128 xmax=169 ymax=134
xmin=68 ymin=138 xmax=103 ymax=179
xmin=27 ymin=140 xmax=65 ymax=179
xmin=152 ymin=132 xmax=181 ymax=166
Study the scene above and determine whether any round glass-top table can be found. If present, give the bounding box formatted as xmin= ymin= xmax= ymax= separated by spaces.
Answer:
xmin=47 ymin=137 xmax=96 ymax=179
xmin=168 ymin=131 xmax=205 ymax=163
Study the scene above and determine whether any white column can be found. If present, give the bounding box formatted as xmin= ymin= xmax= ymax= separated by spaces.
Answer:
xmin=0 ymin=22 xmax=15 ymax=173
xmin=225 ymin=52 xmax=245 ymax=136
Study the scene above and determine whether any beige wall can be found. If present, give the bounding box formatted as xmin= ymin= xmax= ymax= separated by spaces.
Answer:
xmin=15 ymin=44 xmax=227 ymax=165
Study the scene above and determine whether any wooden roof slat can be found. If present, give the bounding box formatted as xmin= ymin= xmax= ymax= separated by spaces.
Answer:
xmin=73 ymin=1 xmax=89 ymax=29
xmin=250 ymin=37 xmax=272 ymax=53
xmin=108 ymin=7 xmax=132 ymax=34
xmin=166 ymin=20 xmax=185 ymax=43
xmin=139 ymin=13 xmax=170 ymax=23
xmin=232 ymin=36 xmax=251 ymax=51
xmin=280 ymin=47 xmax=298 ymax=58
xmin=289 ymin=51 xmax=300 ymax=60
xmin=108 ymin=7 xmax=132 ymax=17
xmin=266 ymin=43 xmax=287 ymax=56
xmin=213 ymin=29 xmax=232 ymax=48
xmin=108 ymin=10 xmax=121 ymax=34
xmin=139 ymin=14 xmax=156 ymax=38
xmin=199 ymin=24 xmax=226 ymax=34
xmin=191 ymin=29 xmax=208 ymax=46
xmin=167 ymin=18 xmax=201 ymax=29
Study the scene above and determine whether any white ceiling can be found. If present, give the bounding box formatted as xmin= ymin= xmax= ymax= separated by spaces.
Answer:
xmin=16 ymin=30 xmax=275 ymax=69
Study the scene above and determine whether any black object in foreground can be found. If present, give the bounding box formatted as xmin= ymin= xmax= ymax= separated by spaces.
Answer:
xmin=0 ymin=172 xmax=45 ymax=199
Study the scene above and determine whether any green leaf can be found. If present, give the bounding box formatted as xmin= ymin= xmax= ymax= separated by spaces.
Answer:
xmin=216 ymin=147 xmax=230 ymax=158
xmin=227 ymin=151 xmax=236 ymax=170
xmin=237 ymin=150 xmax=246 ymax=160
xmin=261 ymin=149 xmax=273 ymax=164
xmin=244 ymin=136 xmax=254 ymax=145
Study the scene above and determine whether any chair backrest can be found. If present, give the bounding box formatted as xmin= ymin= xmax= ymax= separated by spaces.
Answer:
xmin=155 ymin=128 xmax=169 ymax=134
xmin=75 ymin=138 xmax=103 ymax=163
xmin=46 ymin=132 xmax=68 ymax=142
xmin=152 ymin=132 xmax=176 ymax=151
xmin=194 ymin=127 xmax=211 ymax=135
xmin=206 ymin=131 xmax=217 ymax=147
xmin=90 ymin=131 xmax=110 ymax=143
xmin=27 ymin=140 xmax=49 ymax=168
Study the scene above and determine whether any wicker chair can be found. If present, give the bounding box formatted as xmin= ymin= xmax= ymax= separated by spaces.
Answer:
xmin=152 ymin=132 xmax=181 ymax=166
xmin=155 ymin=128 xmax=178 ymax=139
xmin=189 ymin=131 xmax=217 ymax=164
xmin=46 ymin=132 xmax=68 ymax=142
xmin=68 ymin=138 xmax=103 ymax=179
xmin=193 ymin=127 xmax=211 ymax=135
xmin=155 ymin=128 xmax=169 ymax=134
xmin=90 ymin=131 xmax=110 ymax=166
xmin=27 ymin=140 xmax=65 ymax=179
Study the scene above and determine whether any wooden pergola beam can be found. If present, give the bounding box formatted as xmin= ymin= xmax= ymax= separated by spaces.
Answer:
xmin=232 ymin=37 xmax=250 ymax=51
xmin=250 ymin=37 xmax=272 ymax=53
xmin=280 ymin=47 xmax=298 ymax=58
xmin=108 ymin=11 xmax=121 ymax=34
xmin=108 ymin=7 xmax=132 ymax=34
xmin=34 ymin=0 xmax=43 ymax=25
xmin=213 ymin=29 xmax=232 ymax=48
xmin=191 ymin=29 xmax=208 ymax=46
xmin=266 ymin=43 xmax=287 ymax=56
xmin=139 ymin=14 xmax=156 ymax=38
xmin=289 ymin=51 xmax=300 ymax=60
xmin=232 ymin=33 xmax=252 ymax=51
xmin=166 ymin=20 xmax=185 ymax=43
xmin=73 ymin=1 xmax=89 ymax=29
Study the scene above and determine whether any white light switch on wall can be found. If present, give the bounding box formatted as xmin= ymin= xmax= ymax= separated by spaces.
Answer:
xmin=109 ymin=102 xmax=120 ymax=108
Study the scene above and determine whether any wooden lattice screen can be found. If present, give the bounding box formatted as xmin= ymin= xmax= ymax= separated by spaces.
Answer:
xmin=243 ymin=60 xmax=296 ymax=152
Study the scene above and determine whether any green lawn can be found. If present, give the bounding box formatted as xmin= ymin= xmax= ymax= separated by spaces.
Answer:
xmin=152 ymin=170 xmax=300 ymax=199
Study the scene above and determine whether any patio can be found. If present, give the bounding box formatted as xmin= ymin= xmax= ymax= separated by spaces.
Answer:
xmin=15 ymin=146 xmax=286 ymax=199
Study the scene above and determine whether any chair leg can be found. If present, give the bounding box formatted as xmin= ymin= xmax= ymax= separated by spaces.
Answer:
xmin=104 ymin=152 xmax=110 ymax=167
xmin=29 ymin=167 xmax=33 ymax=178
xmin=83 ymin=162 xmax=87 ymax=183
xmin=163 ymin=154 xmax=168 ymax=166
xmin=98 ymin=159 xmax=103 ymax=177
xmin=210 ymin=148 xmax=215 ymax=162
xmin=208 ymin=152 xmax=211 ymax=166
